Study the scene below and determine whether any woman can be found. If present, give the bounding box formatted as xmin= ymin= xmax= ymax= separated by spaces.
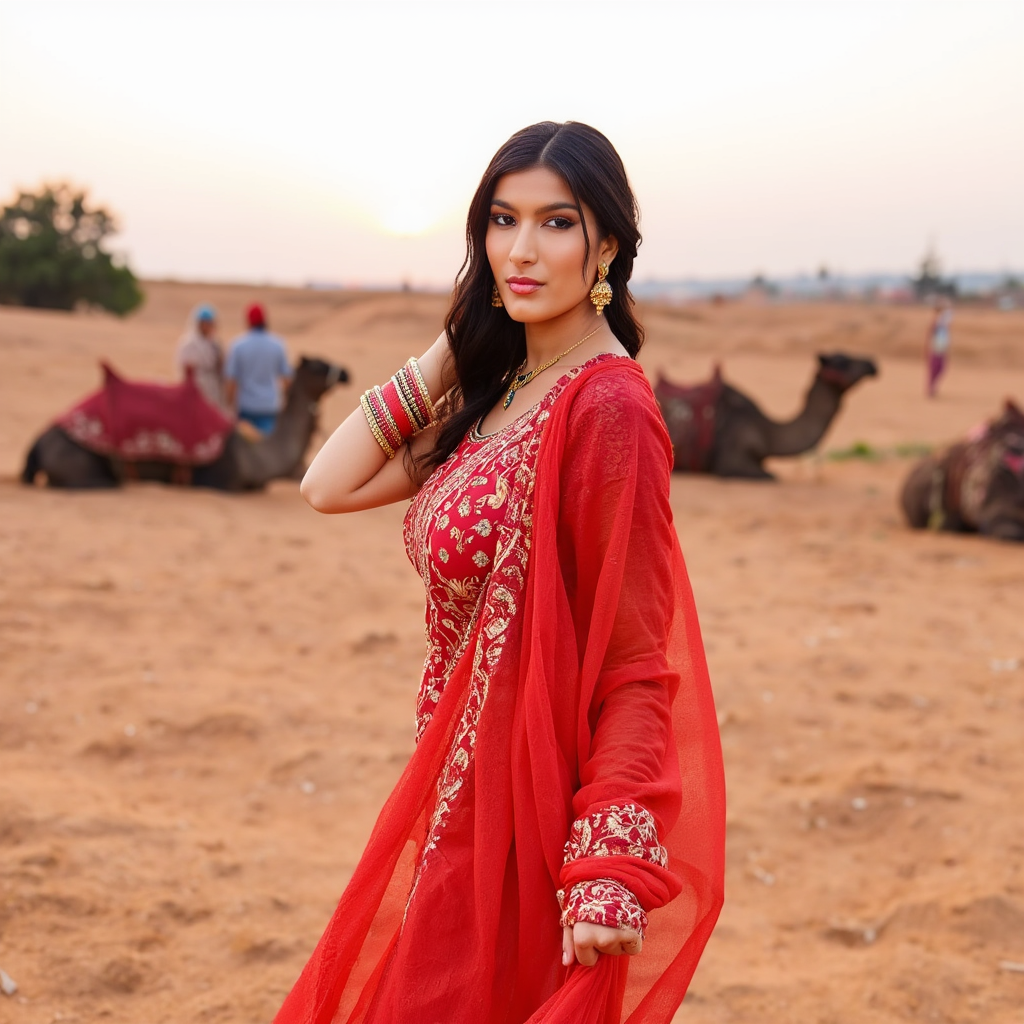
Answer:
xmin=279 ymin=122 xmax=724 ymax=1024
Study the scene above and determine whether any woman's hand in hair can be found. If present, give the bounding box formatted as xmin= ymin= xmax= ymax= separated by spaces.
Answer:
xmin=562 ymin=922 xmax=642 ymax=968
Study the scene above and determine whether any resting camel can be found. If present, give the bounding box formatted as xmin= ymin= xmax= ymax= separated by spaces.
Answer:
xmin=900 ymin=399 xmax=1024 ymax=542
xmin=22 ymin=356 xmax=349 ymax=491
xmin=654 ymin=353 xmax=878 ymax=478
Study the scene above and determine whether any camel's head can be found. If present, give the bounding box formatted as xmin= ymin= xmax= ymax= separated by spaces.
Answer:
xmin=294 ymin=356 xmax=350 ymax=400
xmin=816 ymin=353 xmax=879 ymax=392
xmin=992 ymin=398 xmax=1024 ymax=434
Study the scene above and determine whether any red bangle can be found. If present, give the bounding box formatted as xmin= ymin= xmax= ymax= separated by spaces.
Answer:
xmin=393 ymin=366 xmax=428 ymax=432
xmin=367 ymin=387 xmax=403 ymax=453
xmin=380 ymin=379 xmax=414 ymax=439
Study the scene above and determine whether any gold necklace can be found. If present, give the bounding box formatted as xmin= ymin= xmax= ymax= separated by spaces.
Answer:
xmin=503 ymin=326 xmax=603 ymax=409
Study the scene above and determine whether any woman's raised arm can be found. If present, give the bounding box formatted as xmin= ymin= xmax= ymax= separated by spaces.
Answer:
xmin=300 ymin=331 xmax=452 ymax=514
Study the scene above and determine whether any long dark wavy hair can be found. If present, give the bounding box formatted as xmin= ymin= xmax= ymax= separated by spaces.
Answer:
xmin=420 ymin=121 xmax=644 ymax=473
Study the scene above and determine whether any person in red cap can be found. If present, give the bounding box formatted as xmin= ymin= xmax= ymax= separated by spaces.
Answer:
xmin=224 ymin=303 xmax=293 ymax=433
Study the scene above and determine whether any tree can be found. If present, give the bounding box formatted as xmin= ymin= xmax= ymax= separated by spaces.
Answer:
xmin=748 ymin=271 xmax=779 ymax=298
xmin=909 ymin=243 xmax=957 ymax=301
xmin=0 ymin=183 xmax=143 ymax=315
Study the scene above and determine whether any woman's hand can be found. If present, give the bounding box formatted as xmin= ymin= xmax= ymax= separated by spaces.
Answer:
xmin=562 ymin=922 xmax=642 ymax=967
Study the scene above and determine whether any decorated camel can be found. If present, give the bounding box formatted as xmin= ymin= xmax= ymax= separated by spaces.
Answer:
xmin=654 ymin=352 xmax=878 ymax=478
xmin=900 ymin=399 xmax=1024 ymax=542
xmin=22 ymin=356 xmax=349 ymax=490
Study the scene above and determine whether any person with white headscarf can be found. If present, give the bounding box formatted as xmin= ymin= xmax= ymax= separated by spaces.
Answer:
xmin=176 ymin=304 xmax=227 ymax=410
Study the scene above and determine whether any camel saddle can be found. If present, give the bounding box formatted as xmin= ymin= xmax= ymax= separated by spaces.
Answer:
xmin=654 ymin=366 xmax=723 ymax=472
xmin=57 ymin=362 xmax=234 ymax=466
xmin=933 ymin=399 xmax=1024 ymax=528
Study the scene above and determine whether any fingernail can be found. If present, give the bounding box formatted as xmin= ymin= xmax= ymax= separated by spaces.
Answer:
xmin=562 ymin=951 xmax=570 ymax=966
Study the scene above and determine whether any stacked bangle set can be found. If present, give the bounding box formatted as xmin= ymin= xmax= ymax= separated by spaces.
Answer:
xmin=360 ymin=357 xmax=436 ymax=459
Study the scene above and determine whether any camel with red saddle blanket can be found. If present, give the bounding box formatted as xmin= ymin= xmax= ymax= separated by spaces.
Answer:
xmin=654 ymin=352 xmax=878 ymax=479
xmin=22 ymin=356 xmax=349 ymax=490
xmin=900 ymin=400 xmax=1024 ymax=542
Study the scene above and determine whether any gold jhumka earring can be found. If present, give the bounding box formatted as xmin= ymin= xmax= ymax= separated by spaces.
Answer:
xmin=491 ymin=284 xmax=504 ymax=308
xmin=589 ymin=262 xmax=612 ymax=315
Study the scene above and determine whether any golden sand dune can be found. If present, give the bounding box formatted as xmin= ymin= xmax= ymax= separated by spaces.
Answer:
xmin=1 ymin=283 xmax=1023 ymax=1022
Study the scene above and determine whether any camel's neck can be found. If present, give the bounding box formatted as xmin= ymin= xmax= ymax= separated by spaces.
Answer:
xmin=765 ymin=376 xmax=844 ymax=456
xmin=239 ymin=383 xmax=318 ymax=487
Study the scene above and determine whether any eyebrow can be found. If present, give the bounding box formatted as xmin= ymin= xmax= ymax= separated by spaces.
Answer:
xmin=491 ymin=199 xmax=580 ymax=215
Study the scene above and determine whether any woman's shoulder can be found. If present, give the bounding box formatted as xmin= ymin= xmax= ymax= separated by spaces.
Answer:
xmin=556 ymin=356 xmax=673 ymax=476
xmin=565 ymin=355 xmax=660 ymax=425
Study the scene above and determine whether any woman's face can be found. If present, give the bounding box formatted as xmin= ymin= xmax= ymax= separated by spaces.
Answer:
xmin=486 ymin=166 xmax=618 ymax=324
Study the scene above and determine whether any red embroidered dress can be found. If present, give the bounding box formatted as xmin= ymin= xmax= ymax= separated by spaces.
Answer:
xmin=275 ymin=356 xmax=725 ymax=1024
xmin=403 ymin=398 xmax=536 ymax=743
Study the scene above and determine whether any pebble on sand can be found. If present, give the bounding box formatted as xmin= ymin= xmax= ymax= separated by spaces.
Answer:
xmin=0 ymin=968 xmax=18 ymax=996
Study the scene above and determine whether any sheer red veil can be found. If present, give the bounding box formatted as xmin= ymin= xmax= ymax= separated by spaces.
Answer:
xmin=274 ymin=360 xmax=725 ymax=1023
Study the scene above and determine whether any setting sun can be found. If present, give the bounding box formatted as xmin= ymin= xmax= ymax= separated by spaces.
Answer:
xmin=376 ymin=198 xmax=445 ymax=238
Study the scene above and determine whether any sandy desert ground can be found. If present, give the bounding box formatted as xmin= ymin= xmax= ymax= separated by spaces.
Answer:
xmin=1 ymin=282 xmax=1023 ymax=1024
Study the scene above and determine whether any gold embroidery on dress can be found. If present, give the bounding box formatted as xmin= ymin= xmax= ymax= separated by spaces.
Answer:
xmin=402 ymin=361 xmax=608 ymax=908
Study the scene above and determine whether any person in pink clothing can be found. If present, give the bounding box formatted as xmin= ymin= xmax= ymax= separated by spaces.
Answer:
xmin=926 ymin=297 xmax=954 ymax=398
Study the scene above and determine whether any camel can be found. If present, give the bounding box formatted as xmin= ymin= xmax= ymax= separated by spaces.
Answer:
xmin=654 ymin=353 xmax=878 ymax=479
xmin=21 ymin=356 xmax=349 ymax=491
xmin=900 ymin=399 xmax=1024 ymax=542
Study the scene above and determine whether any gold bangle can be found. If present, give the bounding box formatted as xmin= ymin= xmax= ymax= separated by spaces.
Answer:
xmin=407 ymin=357 xmax=436 ymax=421
xmin=360 ymin=391 xmax=396 ymax=459
xmin=394 ymin=369 xmax=427 ymax=432
xmin=394 ymin=377 xmax=423 ymax=433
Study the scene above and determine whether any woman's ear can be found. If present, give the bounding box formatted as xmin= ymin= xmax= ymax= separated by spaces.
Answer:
xmin=599 ymin=235 xmax=619 ymax=268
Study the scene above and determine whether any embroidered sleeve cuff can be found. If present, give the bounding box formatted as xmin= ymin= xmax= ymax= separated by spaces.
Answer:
xmin=557 ymin=878 xmax=648 ymax=937
xmin=555 ymin=803 xmax=667 ymax=939
xmin=563 ymin=803 xmax=668 ymax=867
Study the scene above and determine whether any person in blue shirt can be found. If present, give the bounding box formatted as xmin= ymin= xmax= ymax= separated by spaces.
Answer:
xmin=224 ymin=303 xmax=293 ymax=434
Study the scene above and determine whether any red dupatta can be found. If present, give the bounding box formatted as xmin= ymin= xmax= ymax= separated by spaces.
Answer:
xmin=274 ymin=358 xmax=725 ymax=1024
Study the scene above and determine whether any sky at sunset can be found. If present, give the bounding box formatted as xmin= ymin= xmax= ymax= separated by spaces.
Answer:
xmin=1 ymin=0 xmax=1021 ymax=288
